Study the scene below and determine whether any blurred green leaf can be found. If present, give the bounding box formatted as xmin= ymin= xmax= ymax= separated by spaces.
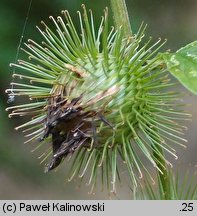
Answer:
xmin=162 ymin=41 xmax=197 ymax=95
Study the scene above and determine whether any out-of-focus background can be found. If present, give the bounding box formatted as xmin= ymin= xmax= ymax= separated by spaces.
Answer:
xmin=0 ymin=0 xmax=196 ymax=199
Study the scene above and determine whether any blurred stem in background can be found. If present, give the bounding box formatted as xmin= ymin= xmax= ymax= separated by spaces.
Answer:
xmin=110 ymin=0 xmax=132 ymax=38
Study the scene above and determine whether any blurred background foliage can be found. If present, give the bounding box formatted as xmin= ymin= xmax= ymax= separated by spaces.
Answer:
xmin=0 ymin=0 xmax=196 ymax=199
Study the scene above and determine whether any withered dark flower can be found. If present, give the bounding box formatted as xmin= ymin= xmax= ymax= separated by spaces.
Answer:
xmin=42 ymin=92 xmax=113 ymax=172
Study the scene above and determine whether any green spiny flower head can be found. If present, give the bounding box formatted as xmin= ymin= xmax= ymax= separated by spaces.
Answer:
xmin=6 ymin=5 xmax=189 ymax=193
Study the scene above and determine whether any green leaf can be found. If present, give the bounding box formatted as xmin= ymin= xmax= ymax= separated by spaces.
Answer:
xmin=162 ymin=41 xmax=197 ymax=95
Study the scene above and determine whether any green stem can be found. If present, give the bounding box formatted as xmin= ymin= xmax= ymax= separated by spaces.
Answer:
xmin=153 ymin=146 xmax=170 ymax=200
xmin=110 ymin=0 xmax=132 ymax=38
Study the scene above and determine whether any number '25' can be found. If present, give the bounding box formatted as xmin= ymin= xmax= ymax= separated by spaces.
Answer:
xmin=181 ymin=203 xmax=194 ymax=211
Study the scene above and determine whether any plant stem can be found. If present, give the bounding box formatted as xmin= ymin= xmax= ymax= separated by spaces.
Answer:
xmin=110 ymin=0 xmax=170 ymax=199
xmin=110 ymin=0 xmax=132 ymax=38
xmin=152 ymin=146 xmax=170 ymax=200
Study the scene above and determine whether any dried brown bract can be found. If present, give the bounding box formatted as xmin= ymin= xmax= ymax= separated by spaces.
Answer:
xmin=41 ymin=94 xmax=113 ymax=172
